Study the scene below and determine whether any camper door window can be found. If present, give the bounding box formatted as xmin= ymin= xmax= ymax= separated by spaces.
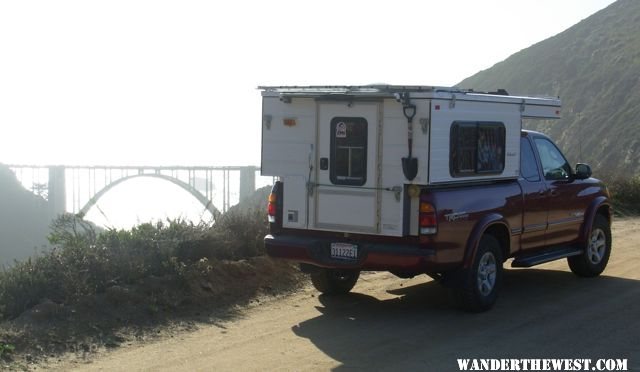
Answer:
xmin=330 ymin=117 xmax=368 ymax=186
xmin=450 ymin=121 xmax=505 ymax=177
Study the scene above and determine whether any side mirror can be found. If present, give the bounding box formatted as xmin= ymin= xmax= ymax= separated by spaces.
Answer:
xmin=575 ymin=163 xmax=592 ymax=179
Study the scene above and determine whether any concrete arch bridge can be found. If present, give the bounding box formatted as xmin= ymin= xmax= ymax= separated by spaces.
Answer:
xmin=7 ymin=165 xmax=263 ymax=221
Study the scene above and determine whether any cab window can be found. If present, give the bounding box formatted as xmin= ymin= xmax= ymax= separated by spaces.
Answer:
xmin=520 ymin=137 xmax=540 ymax=182
xmin=534 ymin=138 xmax=571 ymax=181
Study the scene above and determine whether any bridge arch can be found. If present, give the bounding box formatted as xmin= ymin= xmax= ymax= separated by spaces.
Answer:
xmin=77 ymin=173 xmax=221 ymax=219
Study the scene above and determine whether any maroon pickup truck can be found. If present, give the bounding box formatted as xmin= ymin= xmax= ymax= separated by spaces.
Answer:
xmin=265 ymin=130 xmax=612 ymax=312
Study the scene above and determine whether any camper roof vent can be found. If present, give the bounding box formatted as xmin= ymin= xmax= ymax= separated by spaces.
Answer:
xmin=488 ymin=89 xmax=510 ymax=96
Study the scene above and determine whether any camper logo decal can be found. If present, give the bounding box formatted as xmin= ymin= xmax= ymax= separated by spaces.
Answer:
xmin=336 ymin=122 xmax=347 ymax=138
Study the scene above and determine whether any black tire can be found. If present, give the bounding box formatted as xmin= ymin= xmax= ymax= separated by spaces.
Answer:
xmin=454 ymin=235 xmax=503 ymax=312
xmin=310 ymin=268 xmax=360 ymax=295
xmin=568 ymin=215 xmax=611 ymax=277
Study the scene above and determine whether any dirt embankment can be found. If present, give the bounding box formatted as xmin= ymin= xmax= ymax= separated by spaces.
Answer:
xmin=0 ymin=257 xmax=302 ymax=371
xmin=38 ymin=218 xmax=640 ymax=371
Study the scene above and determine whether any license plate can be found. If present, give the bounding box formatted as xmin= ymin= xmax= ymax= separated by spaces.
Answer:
xmin=330 ymin=243 xmax=358 ymax=260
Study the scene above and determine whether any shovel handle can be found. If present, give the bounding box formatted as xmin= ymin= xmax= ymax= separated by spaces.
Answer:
xmin=403 ymin=104 xmax=417 ymax=123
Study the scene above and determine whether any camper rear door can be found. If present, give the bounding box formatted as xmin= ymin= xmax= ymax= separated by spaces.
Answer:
xmin=315 ymin=102 xmax=380 ymax=233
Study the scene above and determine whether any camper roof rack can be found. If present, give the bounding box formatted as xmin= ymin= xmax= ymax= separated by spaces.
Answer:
xmin=258 ymin=85 xmax=560 ymax=104
xmin=258 ymin=85 xmax=469 ymax=94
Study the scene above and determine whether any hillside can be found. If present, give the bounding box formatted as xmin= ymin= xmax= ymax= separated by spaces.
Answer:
xmin=0 ymin=164 xmax=51 ymax=266
xmin=459 ymin=0 xmax=640 ymax=176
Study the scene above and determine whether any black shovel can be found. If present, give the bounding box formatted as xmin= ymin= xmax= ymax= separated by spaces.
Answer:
xmin=402 ymin=103 xmax=418 ymax=181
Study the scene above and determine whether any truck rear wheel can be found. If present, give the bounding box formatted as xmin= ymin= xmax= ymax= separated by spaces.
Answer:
xmin=455 ymin=235 xmax=503 ymax=312
xmin=310 ymin=268 xmax=360 ymax=295
xmin=568 ymin=215 xmax=611 ymax=277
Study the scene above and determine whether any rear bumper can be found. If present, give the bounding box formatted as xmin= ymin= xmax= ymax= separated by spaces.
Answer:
xmin=264 ymin=234 xmax=439 ymax=272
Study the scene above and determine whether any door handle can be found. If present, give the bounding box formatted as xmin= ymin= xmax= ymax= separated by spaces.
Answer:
xmin=320 ymin=158 xmax=328 ymax=170
xmin=538 ymin=189 xmax=546 ymax=196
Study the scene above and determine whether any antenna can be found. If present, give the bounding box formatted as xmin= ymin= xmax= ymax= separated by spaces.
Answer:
xmin=578 ymin=112 xmax=583 ymax=161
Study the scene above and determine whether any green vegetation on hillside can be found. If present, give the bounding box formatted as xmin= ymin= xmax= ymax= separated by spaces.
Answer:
xmin=459 ymin=0 xmax=640 ymax=176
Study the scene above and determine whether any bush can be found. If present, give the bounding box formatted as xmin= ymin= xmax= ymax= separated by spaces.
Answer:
xmin=208 ymin=207 xmax=269 ymax=259
xmin=603 ymin=176 xmax=640 ymax=216
xmin=0 ymin=196 xmax=272 ymax=320
xmin=0 ymin=215 xmax=209 ymax=319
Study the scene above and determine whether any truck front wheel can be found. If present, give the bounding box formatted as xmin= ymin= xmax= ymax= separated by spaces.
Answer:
xmin=455 ymin=235 xmax=503 ymax=312
xmin=568 ymin=215 xmax=611 ymax=277
xmin=310 ymin=268 xmax=360 ymax=295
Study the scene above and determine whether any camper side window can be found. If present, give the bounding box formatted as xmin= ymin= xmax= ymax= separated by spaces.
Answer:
xmin=330 ymin=117 xmax=367 ymax=186
xmin=450 ymin=121 xmax=505 ymax=177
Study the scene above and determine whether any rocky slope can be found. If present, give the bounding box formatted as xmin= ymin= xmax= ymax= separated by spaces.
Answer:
xmin=459 ymin=0 xmax=640 ymax=176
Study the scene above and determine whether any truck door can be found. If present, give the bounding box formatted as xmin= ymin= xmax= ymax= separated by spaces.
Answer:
xmin=315 ymin=102 xmax=380 ymax=233
xmin=532 ymin=137 xmax=584 ymax=246
xmin=518 ymin=136 xmax=548 ymax=250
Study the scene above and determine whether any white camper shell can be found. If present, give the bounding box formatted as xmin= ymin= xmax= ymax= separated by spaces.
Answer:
xmin=260 ymin=85 xmax=561 ymax=237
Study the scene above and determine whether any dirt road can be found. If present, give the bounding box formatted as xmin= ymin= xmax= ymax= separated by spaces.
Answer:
xmin=59 ymin=219 xmax=640 ymax=371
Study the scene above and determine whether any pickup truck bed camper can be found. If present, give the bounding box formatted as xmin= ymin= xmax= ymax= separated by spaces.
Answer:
xmin=260 ymin=85 xmax=612 ymax=312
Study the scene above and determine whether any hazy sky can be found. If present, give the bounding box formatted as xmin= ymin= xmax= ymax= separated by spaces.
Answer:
xmin=1 ymin=0 xmax=617 ymax=169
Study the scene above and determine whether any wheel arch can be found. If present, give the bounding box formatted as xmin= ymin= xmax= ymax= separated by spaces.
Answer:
xmin=580 ymin=196 xmax=612 ymax=245
xmin=463 ymin=213 xmax=511 ymax=269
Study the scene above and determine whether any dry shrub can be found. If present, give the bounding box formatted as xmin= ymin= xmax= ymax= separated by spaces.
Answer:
xmin=207 ymin=207 xmax=269 ymax=259
xmin=0 ymin=187 xmax=282 ymax=321
xmin=601 ymin=175 xmax=640 ymax=216
xmin=0 ymin=215 xmax=211 ymax=320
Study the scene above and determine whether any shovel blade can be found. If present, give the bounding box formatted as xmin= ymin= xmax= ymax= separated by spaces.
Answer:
xmin=402 ymin=157 xmax=418 ymax=181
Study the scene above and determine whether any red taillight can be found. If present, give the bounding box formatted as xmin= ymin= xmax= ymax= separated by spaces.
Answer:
xmin=267 ymin=192 xmax=277 ymax=223
xmin=268 ymin=202 xmax=276 ymax=217
xmin=419 ymin=201 xmax=437 ymax=235
xmin=420 ymin=214 xmax=437 ymax=226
